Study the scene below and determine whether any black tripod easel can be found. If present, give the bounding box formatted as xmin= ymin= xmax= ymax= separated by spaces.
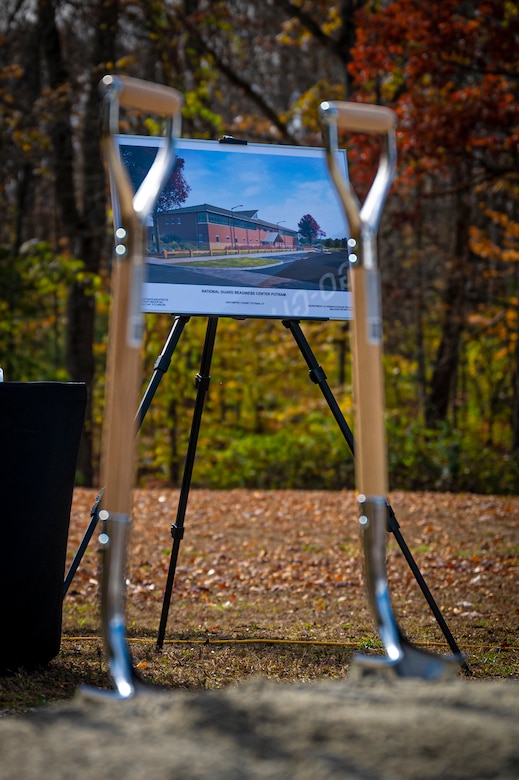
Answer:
xmin=64 ymin=313 xmax=468 ymax=671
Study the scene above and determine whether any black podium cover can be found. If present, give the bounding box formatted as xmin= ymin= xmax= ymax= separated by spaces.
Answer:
xmin=0 ymin=382 xmax=87 ymax=671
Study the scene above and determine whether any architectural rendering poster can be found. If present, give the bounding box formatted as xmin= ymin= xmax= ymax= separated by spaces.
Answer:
xmin=114 ymin=136 xmax=351 ymax=320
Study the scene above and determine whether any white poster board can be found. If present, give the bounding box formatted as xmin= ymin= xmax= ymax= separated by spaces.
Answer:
xmin=114 ymin=136 xmax=351 ymax=320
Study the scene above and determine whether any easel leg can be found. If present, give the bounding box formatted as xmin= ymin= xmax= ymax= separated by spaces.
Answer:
xmin=283 ymin=318 xmax=469 ymax=672
xmin=63 ymin=490 xmax=104 ymax=597
xmin=156 ymin=316 xmax=219 ymax=649
xmin=385 ymin=504 xmax=470 ymax=673
xmin=283 ymin=319 xmax=354 ymax=453
xmin=136 ymin=315 xmax=190 ymax=428
xmin=63 ymin=315 xmax=190 ymax=597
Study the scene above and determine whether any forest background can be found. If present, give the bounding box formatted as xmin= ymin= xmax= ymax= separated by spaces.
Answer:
xmin=1 ymin=0 xmax=519 ymax=496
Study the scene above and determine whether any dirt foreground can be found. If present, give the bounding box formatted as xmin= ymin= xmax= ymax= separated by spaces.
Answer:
xmin=1 ymin=674 xmax=518 ymax=779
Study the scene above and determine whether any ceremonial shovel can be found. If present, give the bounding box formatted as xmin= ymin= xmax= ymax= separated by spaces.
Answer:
xmin=320 ymin=101 xmax=462 ymax=678
xmin=83 ymin=75 xmax=183 ymax=699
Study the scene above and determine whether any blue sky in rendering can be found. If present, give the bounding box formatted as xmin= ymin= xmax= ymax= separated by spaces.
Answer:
xmin=176 ymin=140 xmax=349 ymax=239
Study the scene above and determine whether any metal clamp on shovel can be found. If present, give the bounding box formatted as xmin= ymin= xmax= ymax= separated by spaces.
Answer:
xmin=319 ymin=100 xmax=462 ymax=679
xmin=82 ymin=76 xmax=183 ymax=700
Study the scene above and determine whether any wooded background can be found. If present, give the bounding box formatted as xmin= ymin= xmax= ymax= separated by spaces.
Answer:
xmin=1 ymin=1 xmax=518 ymax=494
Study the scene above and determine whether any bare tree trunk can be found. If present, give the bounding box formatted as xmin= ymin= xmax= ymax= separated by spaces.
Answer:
xmin=512 ymin=299 xmax=519 ymax=452
xmin=425 ymin=175 xmax=471 ymax=428
xmin=412 ymin=187 xmax=428 ymax=413
xmin=38 ymin=0 xmax=120 ymax=484
xmin=71 ymin=1 xmax=120 ymax=484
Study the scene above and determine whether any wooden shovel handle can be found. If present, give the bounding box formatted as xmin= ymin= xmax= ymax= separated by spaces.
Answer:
xmin=101 ymin=75 xmax=183 ymax=116
xmin=321 ymin=100 xmax=396 ymax=134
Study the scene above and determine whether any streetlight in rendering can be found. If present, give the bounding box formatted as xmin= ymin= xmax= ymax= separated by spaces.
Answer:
xmin=277 ymin=220 xmax=286 ymax=249
xmin=231 ymin=204 xmax=243 ymax=251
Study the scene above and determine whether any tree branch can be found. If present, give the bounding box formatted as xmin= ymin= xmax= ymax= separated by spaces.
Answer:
xmin=180 ymin=13 xmax=300 ymax=144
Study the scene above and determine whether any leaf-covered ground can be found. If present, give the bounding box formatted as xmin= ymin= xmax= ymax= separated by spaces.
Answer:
xmin=63 ymin=488 xmax=519 ymax=682
xmin=1 ymin=487 xmax=517 ymax=772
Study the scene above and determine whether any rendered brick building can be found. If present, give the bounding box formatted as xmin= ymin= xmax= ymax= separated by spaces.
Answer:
xmin=156 ymin=203 xmax=298 ymax=251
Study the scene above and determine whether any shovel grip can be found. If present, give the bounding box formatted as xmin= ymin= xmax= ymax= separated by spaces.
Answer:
xmin=101 ymin=75 xmax=183 ymax=116
xmin=322 ymin=101 xmax=396 ymax=134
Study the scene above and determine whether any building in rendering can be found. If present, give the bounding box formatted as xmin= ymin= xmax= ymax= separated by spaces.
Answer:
xmin=155 ymin=203 xmax=299 ymax=251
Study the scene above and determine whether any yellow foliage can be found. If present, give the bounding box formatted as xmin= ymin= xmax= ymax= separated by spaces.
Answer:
xmin=469 ymin=226 xmax=501 ymax=261
xmin=483 ymin=208 xmax=519 ymax=241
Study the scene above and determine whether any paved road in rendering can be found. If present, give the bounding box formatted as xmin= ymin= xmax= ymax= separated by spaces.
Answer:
xmin=146 ymin=249 xmax=348 ymax=291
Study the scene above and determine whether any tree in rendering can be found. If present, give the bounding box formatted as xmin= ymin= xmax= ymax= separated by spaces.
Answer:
xmin=120 ymin=148 xmax=191 ymax=249
xmin=298 ymin=214 xmax=321 ymax=246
